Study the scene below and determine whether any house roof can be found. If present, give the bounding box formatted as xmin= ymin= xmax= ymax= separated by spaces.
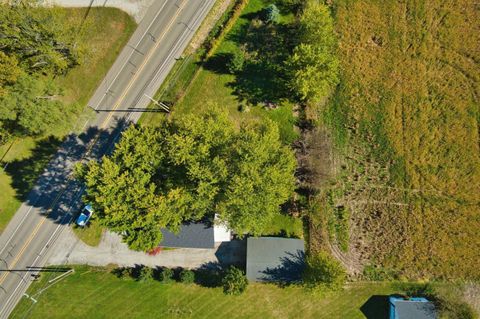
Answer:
xmin=390 ymin=298 xmax=436 ymax=319
xmin=246 ymin=237 xmax=305 ymax=282
xmin=160 ymin=223 xmax=215 ymax=249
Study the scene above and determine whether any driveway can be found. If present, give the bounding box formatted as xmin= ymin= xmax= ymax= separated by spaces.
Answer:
xmin=45 ymin=0 xmax=156 ymax=22
xmin=47 ymin=228 xmax=246 ymax=269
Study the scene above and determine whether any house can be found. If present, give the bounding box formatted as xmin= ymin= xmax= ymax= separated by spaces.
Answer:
xmin=160 ymin=217 xmax=230 ymax=249
xmin=389 ymin=296 xmax=436 ymax=319
xmin=246 ymin=237 xmax=305 ymax=282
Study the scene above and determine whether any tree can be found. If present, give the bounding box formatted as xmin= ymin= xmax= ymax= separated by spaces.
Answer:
xmin=276 ymin=0 xmax=304 ymax=13
xmin=179 ymin=269 xmax=195 ymax=284
xmin=264 ymin=4 xmax=280 ymax=24
xmin=0 ymin=1 xmax=82 ymax=144
xmin=0 ymin=1 xmax=80 ymax=75
xmin=78 ymin=126 xmax=182 ymax=251
xmin=285 ymin=1 xmax=339 ymax=104
xmin=0 ymin=74 xmax=75 ymax=136
xmin=137 ymin=266 xmax=154 ymax=282
xmin=287 ymin=43 xmax=339 ymax=104
xmin=227 ymin=49 xmax=245 ymax=74
xmin=0 ymin=52 xmax=21 ymax=95
xmin=160 ymin=268 xmax=174 ymax=283
xmin=78 ymin=108 xmax=296 ymax=251
xmin=222 ymin=266 xmax=248 ymax=295
xmin=218 ymin=121 xmax=297 ymax=235
xmin=303 ymin=252 xmax=346 ymax=291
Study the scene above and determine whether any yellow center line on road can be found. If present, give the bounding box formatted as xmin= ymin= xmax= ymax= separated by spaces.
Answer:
xmin=0 ymin=0 xmax=187 ymax=286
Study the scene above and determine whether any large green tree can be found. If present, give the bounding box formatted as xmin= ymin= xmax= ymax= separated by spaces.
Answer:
xmin=286 ymin=1 xmax=339 ymax=104
xmin=78 ymin=109 xmax=297 ymax=251
xmin=0 ymin=74 xmax=76 ymax=136
xmin=0 ymin=1 xmax=80 ymax=75
xmin=0 ymin=1 xmax=81 ymax=143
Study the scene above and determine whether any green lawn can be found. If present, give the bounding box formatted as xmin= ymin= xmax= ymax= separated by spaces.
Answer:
xmin=262 ymin=214 xmax=304 ymax=238
xmin=11 ymin=265 xmax=400 ymax=319
xmin=141 ymin=0 xmax=299 ymax=145
xmin=0 ymin=8 xmax=136 ymax=233
xmin=72 ymin=218 xmax=104 ymax=247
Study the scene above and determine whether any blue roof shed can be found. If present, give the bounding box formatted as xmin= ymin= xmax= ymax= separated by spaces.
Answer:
xmin=389 ymin=296 xmax=436 ymax=319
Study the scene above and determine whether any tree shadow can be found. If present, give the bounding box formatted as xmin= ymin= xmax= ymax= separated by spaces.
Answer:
xmin=203 ymin=12 xmax=297 ymax=106
xmin=360 ymin=295 xmax=390 ymax=319
xmin=4 ymin=117 xmax=129 ymax=226
xmin=228 ymin=61 xmax=286 ymax=105
xmin=260 ymin=250 xmax=305 ymax=285
xmin=4 ymin=136 xmax=62 ymax=202
xmin=203 ymin=53 xmax=234 ymax=75
xmin=193 ymin=261 xmax=224 ymax=288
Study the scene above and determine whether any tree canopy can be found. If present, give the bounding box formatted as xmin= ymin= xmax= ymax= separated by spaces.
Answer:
xmin=286 ymin=1 xmax=339 ymax=104
xmin=0 ymin=1 xmax=81 ymax=143
xmin=0 ymin=1 xmax=80 ymax=75
xmin=78 ymin=108 xmax=297 ymax=251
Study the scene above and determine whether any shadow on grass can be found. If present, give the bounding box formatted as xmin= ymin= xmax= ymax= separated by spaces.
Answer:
xmin=229 ymin=61 xmax=286 ymax=105
xmin=203 ymin=53 xmax=233 ymax=74
xmin=360 ymin=295 xmax=390 ymax=319
xmin=4 ymin=136 xmax=62 ymax=202
xmin=111 ymin=263 xmax=226 ymax=288
xmin=203 ymin=13 xmax=297 ymax=106
xmin=193 ymin=262 xmax=224 ymax=288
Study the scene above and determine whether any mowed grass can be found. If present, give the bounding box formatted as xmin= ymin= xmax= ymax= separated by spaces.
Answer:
xmin=72 ymin=218 xmax=104 ymax=247
xmin=141 ymin=0 xmax=299 ymax=145
xmin=262 ymin=214 xmax=304 ymax=238
xmin=0 ymin=8 xmax=136 ymax=233
xmin=11 ymin=265 xmax=399 ymax=319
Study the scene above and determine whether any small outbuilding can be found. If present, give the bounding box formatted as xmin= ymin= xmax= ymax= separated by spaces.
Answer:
xmin=246 ymin=237 xmax=305 ymax=282
xmin=389 ymin=296 xmax=436 ymax=319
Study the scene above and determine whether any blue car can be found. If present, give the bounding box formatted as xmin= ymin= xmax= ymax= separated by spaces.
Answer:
xmin=76 ymin=205 xmax=93 ymax=227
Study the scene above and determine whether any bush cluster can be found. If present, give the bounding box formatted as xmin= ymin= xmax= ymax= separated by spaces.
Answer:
xmin=227 ymin=49 xmax=245 ymax=74
xmin=302 ymin=252 xmax=346 ymax=291
xmin=179 ymin=269 xmax=195 ymax=284
xmin=112 ymin=265 xmax=250 ymax=295
xmin=222 ymin=266 xmax=248 ymax=295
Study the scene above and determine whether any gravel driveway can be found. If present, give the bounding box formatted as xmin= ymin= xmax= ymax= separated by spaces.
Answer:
xmin=47 ymin=228 xmax=246 ymax=269
xmin=44 ymin=0 xmax=156 ymax=22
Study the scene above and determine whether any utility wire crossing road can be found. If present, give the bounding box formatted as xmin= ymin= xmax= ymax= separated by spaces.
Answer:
xmin=0 ymin=0 xmax=215 ymax=316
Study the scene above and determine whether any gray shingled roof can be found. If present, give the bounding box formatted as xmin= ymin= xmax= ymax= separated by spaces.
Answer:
xmin=393 ymin=300 xmax=436 ymax=319
xmin=160 ymin=223 xmax=214 ymax=249
xmin=246 ymin=237 xmax=305 ymax=282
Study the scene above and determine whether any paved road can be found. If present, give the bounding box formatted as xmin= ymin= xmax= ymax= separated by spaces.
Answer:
xmin=0 ymin=0 xmax=215 ymax=316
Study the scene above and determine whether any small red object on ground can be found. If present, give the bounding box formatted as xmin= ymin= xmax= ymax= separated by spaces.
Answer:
xmin=147 ymin=247 xmax=162 ymax=255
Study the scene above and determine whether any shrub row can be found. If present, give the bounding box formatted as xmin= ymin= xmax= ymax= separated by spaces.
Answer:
xmin=112 ymin=265 xmax=195 ymax=284
xmin=203 ymin=0 xmax=250 ymax=60
xmin=112 ymin=265 xmax=248 ymax=295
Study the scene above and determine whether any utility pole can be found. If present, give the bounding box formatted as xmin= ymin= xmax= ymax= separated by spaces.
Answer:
xmin=23 ymin=293 xmax=37 ymax=304
xmin=144 ymin=94 xmax=170 ymax=112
